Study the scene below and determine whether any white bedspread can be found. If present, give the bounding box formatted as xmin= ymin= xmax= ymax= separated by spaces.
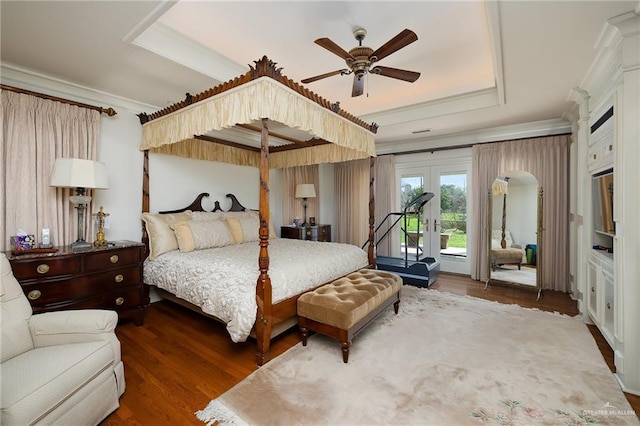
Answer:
xmin=144 ymin=238 xmax=369 ymax=342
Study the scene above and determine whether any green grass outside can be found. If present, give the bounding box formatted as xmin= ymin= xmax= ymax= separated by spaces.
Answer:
xmin=400 ymin=215 xmax=467 ymax=248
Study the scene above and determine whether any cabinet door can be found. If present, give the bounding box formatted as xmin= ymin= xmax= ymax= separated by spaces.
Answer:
xmin=586 ymin=259 xmax=599 ymax=324
xmin=602 ymin=264 xmax=615 ymax=345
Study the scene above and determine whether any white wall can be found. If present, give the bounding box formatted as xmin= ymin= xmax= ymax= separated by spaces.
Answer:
xmin=491 ymin=183 xmax=538 ymax=246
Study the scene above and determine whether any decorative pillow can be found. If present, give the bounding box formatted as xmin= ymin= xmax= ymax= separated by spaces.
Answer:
xmin=171 ymin=220 xmax=233 ymax=251
xmin=238 ymin=214 xmax=260 ymax=243
xmin=223 ymin=211 xmax=277 ymax=239
xmin=141 ymin=211 xmax=192 ymax=259
xmin=191 ymin=211 xmax=225 ymax=222
xmin=224 ymin=217 xmax=244 ymax=244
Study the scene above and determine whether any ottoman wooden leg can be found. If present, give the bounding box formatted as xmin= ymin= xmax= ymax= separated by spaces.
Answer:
xmin=393 ymin=298 xmax=400 ymax=314
xmin=340 ymin=340 xmax=350 ymax=363
xmin=299 ymin=318 xmax=309 ymax=346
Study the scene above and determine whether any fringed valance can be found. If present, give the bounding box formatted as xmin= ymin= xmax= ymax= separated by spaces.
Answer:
xmin=140 ymin=57 xmax=377 ymax=169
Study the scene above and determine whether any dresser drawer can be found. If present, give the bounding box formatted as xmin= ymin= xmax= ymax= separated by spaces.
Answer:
xmin=11 ymin=256 xmax=80 ymax=280
xmin=22 ymin=266 xmax=141 ymax=307
xmin=32 ymin=287 xmax=143 ymax=315
xmin=84 ymin=247 xmax=141 ymax=272
xmin=75 ymin=287 xmax=143 ymax=313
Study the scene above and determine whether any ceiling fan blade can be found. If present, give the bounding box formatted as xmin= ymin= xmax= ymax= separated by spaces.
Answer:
xmin=314 ymin=38 xmax=355 ymax=60
xmin=352 ymin=76 xmax=365 ymax=97
xmin=371 ymin=66 xmax=420 ymax=82
xmin=369 ymin=29 xmax=418 ymax=62
xmin=301 ymin=69 xmax=348 ymax=84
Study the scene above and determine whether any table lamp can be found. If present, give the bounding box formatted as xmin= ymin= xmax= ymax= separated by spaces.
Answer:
xmin=295 ymin=183 xmax=316 ymax=227
xmin=50 ymin=158 xmax=108 ymax=249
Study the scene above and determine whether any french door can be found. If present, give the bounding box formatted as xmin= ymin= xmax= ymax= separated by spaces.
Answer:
xmin=398 ymin=162 xmax=471 ymax=274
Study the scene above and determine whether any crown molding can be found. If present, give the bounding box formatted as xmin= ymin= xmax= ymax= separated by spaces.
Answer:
xmin=376 ymin=118 xmax=571 ymax=155
xmin=0 ymin=63 xmax=159 ymax=114
xmin=131 ymin=22 xmax=247 ymax=83
xmin=362 ymin=87 xmax=500 ymax=128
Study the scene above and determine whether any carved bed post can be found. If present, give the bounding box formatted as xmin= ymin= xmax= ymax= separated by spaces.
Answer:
xmin=255 ymin=118 xmax=273 ymax=366
xmin=368 ymin=156 xmax=376 ymax=267
xmin=141 ymin=150 xmax=150 ymax=257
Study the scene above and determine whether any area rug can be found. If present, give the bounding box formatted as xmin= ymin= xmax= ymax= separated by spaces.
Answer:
xmin=196 ymin=286 xmax=639 ymax=425
xmin=491 ymin=266 xmax=537 ymax=287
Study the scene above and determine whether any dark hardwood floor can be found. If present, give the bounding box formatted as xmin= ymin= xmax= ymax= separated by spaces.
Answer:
xmin=102 ymin=273 xmax=639 ymax=425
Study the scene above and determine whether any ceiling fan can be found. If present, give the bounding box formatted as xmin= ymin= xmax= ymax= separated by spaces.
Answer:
xmin=301 ymin=27 xmax=421 ymax=97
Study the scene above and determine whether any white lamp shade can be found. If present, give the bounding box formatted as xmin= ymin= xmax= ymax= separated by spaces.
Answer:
xmin=50 ymin=158 xmax=108 ymax=189
xmin=295 ymin=184 xmax=316 ymax=199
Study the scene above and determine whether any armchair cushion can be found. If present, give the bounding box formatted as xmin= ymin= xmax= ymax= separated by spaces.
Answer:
xmin=0 ymin=253 xmax=125 ymax=425
xmin=30 ymin=309 xmax=122 ymax=366
xmin=1 ymin=341 xmax=115 ymax=425
xmin=0 ymin=253 xmax=34 ymax=363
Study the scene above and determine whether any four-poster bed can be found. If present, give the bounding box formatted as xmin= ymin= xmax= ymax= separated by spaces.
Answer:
xmin=138 ymin=56 xmax=379 ymax=365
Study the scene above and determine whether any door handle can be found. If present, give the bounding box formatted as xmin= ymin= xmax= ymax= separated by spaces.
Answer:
xmin=434 ymin=219 xmax=439 ymax=232
xmin=424 ymin=219 xmax=429 ymax=232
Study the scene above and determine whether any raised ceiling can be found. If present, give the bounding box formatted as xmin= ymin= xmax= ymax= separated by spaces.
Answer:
xmin=1 ymin=1 xmax=638 ymax=152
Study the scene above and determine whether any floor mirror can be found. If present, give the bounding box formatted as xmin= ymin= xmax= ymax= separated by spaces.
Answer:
xmin=486 ymin=171 xmax=542 ymax=299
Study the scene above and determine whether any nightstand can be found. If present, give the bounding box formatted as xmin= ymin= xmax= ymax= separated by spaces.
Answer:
xmin=6 ymin=240 xmax=147 ymax=325
xmin=281 ymin=224 xmax=331 ymax=242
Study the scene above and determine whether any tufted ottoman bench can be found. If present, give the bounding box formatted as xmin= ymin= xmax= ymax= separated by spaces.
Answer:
xmin=297 ymin=269 xmax=402 ymax=363
xmin=491 ymin=248 xmax=523 ymax=271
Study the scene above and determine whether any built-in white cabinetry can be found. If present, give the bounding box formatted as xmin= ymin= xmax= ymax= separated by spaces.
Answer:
xmin=587 ymin=107 xmax=614 ymax=173
xmin=571 ymin=10 xmax=640 ymax=395
xmin=586 ymin=251 xmax=615 ymax=347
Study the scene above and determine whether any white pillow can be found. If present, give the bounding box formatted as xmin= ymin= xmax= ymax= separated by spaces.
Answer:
xmin=191 ymin=211 xmax=225 ymax=222
xmin=170 ymin=220 xmax=233 ymax=251
xmin=141 ymin=211 xmax=192 ymax=259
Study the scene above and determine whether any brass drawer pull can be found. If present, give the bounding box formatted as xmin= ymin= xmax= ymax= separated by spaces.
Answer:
xmin=28 ymin=290 xmax=42 ymax=300
xmin=110 ymin=255 xmax=119 ymax=264
xmin=115 ymin=297 xmax=124 ymax=306
xmin=36 ymin=264 xmax=50 ymax=274
xmin=114 ymin=274 xmax=124 ymax=283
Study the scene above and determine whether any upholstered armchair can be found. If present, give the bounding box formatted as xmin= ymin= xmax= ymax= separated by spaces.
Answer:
xmin=0 ymin=253 xmax=125 ymax=425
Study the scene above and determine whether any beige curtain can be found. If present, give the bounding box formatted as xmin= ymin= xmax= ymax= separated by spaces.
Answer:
xmin=374 ymin=155 xmax=396 ymax=256
xmin=1 ymin=90 xmax=100 ymax=251
xmin=334 ymin=158 xmax=369 ymax=246
xmin=498 ymin=135 xmax=570 ymax=292
xmin=471 ymin=135 xmax=571 ymax=292
xmin=282 ymin=165 xmax=319 ymax=226
xmin=470 ymin=143 xmax=501 ymax=282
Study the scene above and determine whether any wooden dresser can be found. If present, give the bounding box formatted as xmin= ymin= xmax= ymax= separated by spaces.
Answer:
xmin=280 ymin=224 xmax=331 ymax=242
xmin=6 ymin=240 xmax=147 ymax=325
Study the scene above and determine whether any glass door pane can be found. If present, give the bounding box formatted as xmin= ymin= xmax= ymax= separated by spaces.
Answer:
xmin=400 ymin=174 xmax=424 ymax=259
xmin=430 ymin=164 xmax=471 ymax=275
xmin=439 ymin=172 xmax=468 ymax=258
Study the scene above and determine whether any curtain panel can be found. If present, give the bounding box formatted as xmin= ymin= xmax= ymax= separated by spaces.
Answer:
xmin=1 ymin=90 xmax=100 ymax=251
xmin=471 ymin=135 xmax=571 ymax=292
xmin=334 ymin=158 xmax=370 ymax=246
xmin=374 ymin=155 xmax=396 ymax=256
xmin=282 ymin=165 xmax=319 ymax=226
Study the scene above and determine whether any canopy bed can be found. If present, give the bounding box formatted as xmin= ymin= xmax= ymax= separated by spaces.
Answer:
xmin=138 ymin=56 xmax=378 ymax=365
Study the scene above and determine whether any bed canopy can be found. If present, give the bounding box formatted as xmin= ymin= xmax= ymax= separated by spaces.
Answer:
xmin=139 ymin=56 xmax=377 ymax=167
xmin=138 ymin=56 xmax=379 ymax=364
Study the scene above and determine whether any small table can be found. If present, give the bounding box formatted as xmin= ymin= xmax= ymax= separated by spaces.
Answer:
xmin=280 ymin=224 xmax=331 ymax=242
